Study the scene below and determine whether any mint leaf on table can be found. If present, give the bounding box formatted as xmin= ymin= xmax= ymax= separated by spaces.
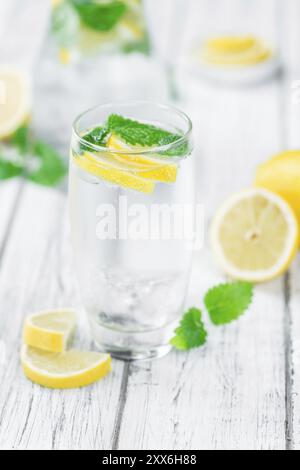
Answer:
xmin=10 ymin=126 xmax=30 ymax=155
xmin=28 ymin=140 xmax=67 ymax=187
xmin=70 ymin=0 xmax=127 ymax=32
xmin=107 ymin=114 xmax=189 ymax=156
xmin=80 ymin=126 xmax=109 ymax=151
xmin=204 ymin=282 xmax=253 ymax=326
xmin=0 ymin=157 xmax=23 ymax=180
xmin=170 ymin=308 xmax=207 ymax=351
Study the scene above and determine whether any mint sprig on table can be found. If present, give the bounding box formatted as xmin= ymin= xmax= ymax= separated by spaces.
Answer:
xmin=70 ymin=0 xmax=127 ymax=32
xmin=81 ymin=114 xmax=189 ymax=157
xmin=171 ymin=282 xmax=253 ymax=351
xmin=170 ymin=308 xmax=207 ymax=351
xmin=0 ymin=126 xmax=66 ymax=186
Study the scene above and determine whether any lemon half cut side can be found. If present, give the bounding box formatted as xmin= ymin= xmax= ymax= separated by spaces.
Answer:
xmin=211 ymin=188 xmax=299 ymax=283
xmin=0 ymin=66 xmax=31 ymax=139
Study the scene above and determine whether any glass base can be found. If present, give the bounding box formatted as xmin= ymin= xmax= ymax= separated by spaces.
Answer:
xmin=89 ymin=317 xmax=176 ymax=361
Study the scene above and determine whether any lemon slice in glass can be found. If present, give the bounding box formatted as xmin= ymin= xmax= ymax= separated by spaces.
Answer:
xmin=0 ymin=67 xmax=31 ymax=139
xmin=24 ymin=309 xmax=76 ymax=353
xmin=108 ymin=134 xmax=178 ymax=183
xmin=211 ymin=188 xmax=299 ymax=282
xmin=73 ymin=150 xmax=155 ymax=194
xmin=201 ymin=36 xmax=272 ymax=67
xmin=21 ymin=346 xmax=111 ymax=389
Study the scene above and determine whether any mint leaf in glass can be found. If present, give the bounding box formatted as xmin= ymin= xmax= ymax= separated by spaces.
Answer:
xmin=81 ymin=126 xmax=109 ymax=151
xmin=71 ymin=0 xmax=127 ymax=32
xmin=52 ymin=1 xmax=79 ymax=48
xmin=204 ymin=282 xmax=253 ymax=326
xmin=170 ymin=308 xmax=207 ymax=351
xmin=28 ymin=141 xmax=66 ymax=187
xmin=107 ymin=114 xmax=189 ymax=156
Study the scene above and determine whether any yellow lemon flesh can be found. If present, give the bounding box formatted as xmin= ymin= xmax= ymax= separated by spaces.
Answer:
xmin=107 ymin=134 xmax=178 ymax=183
xmin=0 ymin=67 xmax=31 ymax=139
xmin=201 ymin=36 xmax=272 ymax=67
xmin=255 ymin=150 xmax=300 ymax=228
xmin=73 ymin=150 xmax=155 ymax=194
xmin=21 ymin=345 xmax=111 ymax=389
xmin=211 ymin=188 xmax=299 ymax=283
xmin=24 ymin=309 xmax=76 ymax=353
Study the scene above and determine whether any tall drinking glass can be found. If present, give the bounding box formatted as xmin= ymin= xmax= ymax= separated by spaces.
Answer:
xmin=69 ymin=101 xmax=195 ymax=360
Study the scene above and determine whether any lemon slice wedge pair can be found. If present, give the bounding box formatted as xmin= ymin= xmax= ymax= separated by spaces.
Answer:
xmin=22 ymin=309 xmax=111 ymax=389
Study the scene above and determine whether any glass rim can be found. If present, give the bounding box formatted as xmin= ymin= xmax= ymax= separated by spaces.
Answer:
xmin=72 ymin=100 xmax=193 ymax=156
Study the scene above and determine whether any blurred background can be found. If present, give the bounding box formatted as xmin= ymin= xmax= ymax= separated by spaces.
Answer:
xmin=0 ymin=0 xmax=300 ymax=211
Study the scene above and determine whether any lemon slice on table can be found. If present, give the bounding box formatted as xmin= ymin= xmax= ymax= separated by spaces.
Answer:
xmin=211 ymin=188 xmax=299 ymax=283
xmin=24 ymin=309 xmax=76 ymax=353
xmin=21 ymin=346 xmax=111 ymax=389
xmin=0 ymin=67 xmax=31 ymax=139
xmin=73 ymin=150 xmax=155 ymax=194
xmin=108 ymin=134 xmax=178 ymax=183
xmin=201 ymin=36 xmax=272 ymax=67
xmin=255 ymin=150 xmax=300 ymax=228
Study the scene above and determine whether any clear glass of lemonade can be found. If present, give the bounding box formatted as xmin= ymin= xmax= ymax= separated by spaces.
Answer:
xmin=51 ymin=0 xmax=150 ymax=64
xmin=69 ymin=101 xmax=195 ymax=360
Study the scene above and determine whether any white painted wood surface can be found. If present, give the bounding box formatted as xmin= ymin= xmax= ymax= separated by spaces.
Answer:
xmin=0 ymin=0 xmax=300 ymax=450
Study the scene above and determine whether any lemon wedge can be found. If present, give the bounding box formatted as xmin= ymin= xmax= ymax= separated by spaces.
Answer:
xmin=24 ymin=309 xmax=76 ymax=353
xmin=0 ymin=67 xmax=31 ymax=139
xmin=201 ymin=36 xmax=272 ymax=67
xmin=108 ymin=134 xmax=178 ymax=183
xmin=211 ymin=188 xmax=299 ymax=282
xmin=21 ymin=346 xmax=111 ymax=389
xmin=255 ymin=150 xmax=300 ymax=228
xmin=73 ymin=150 xmax=155 ymax=193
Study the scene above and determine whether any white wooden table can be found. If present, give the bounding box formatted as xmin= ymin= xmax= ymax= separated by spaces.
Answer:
xmin=0 ymin=0 xmax=300 ymax=450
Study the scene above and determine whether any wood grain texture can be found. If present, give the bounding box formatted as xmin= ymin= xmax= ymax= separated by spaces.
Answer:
xmin=0 ymin=183 xmax=125 ymax=450
xmin=115 ymin=0 xmax=294 ymax=451
xmin=0 ymin=0 xmax=299 ymax=450
xmin=281 ymin=0 xmax=300 ymax=451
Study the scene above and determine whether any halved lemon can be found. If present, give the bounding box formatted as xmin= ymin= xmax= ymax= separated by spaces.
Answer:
xmin=23 ymin=309 xmax=76 ymax=353
xmin=0 ymin=67 xmax=31 ymax=139
xmin=255 ymin=150 xmax=300 ymax=228
xmin=211 ymin=188 xmax=299 ymax=282
xmin=201 ymin=36 xmax=272 ymax=67
xmin=108 ymin=134 xmax=178 ymax=183
xmin=21 ymin=345 xmax=111 ymax=389
xmin=73 ymin=150 xmax=155 ymax=194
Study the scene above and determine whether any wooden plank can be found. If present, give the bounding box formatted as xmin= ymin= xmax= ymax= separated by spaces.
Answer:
xmin=116 ymin=0 xmax=288 ymax=450
xmin=280 ymin=0 xmax=300 ymax=451
xmin=0 ymin=183 xmax=124 ymax=450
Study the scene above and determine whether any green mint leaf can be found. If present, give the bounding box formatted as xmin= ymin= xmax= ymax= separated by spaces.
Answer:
xmin=10 ymin=126 xmax=30 ymax=155
xmin=122 ymin=34 xmax=151 ymax=56
xmin=170 ymin=308 xmax=207 ymax=351
xmin=28 ymin=141 xmax=67 ymax=187
xmin=52 ymin=1 xmax=79 ymax=47
xmin=107 ymin=114 xmax=189 ymax=156
xmin=81 ymin=126 xmax=109 ymax=151
xmin=0 ymin=157 xmax=23 ymax=180
xmin=70 ymin=0 xmax=127 ymax=32
xmin=204 ymin=282 xmax=253 ymax=326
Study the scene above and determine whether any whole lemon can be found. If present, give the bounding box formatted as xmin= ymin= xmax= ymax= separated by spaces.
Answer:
xmin=255 ymin=150 xmax=300 ymax=227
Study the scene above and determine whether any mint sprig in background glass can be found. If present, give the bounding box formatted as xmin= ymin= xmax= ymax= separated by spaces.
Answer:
xmin=51 ymin=0 xmax=151 ymax=64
